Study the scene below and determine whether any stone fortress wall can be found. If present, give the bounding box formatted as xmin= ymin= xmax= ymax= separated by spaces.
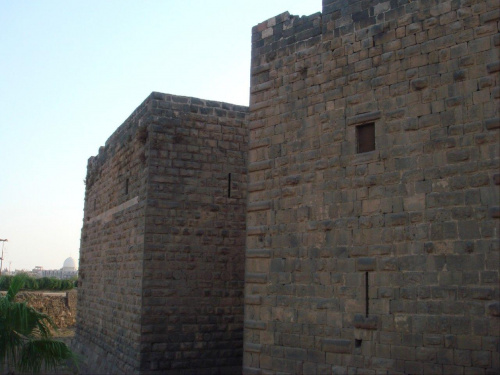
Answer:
xmin=244 ymin=0 xmax=499 ymax=374
xmin=75 ymin=93 xmax=248 ymax=374
xmin=74 ymin=95 xmax=152 ymax=373
xmin=139 ymin=93 xmax=248 ymax=373
xmin=76 ymin=0 xmax=499 ymax=374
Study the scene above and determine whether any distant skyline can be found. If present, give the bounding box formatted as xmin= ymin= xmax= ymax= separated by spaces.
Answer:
xmin=0 ymin=1 xmax=321 ymax=270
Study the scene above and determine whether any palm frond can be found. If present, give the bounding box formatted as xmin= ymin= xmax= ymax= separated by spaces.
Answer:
xmin=5 ymin=300 xmax=54 ymax=338
xmin=0 ymin=274 xmax=79 ymax=373
xmin=18 ymin=339 xmax=78 ymax=374
xmin=6 ymin=275 xmax=26 ymax=302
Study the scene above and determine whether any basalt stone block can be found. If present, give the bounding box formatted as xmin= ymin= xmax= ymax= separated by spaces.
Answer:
xmin=487 ymin=302 xmax=500 ymax=317
xmin=486 ymin=61 xmax=500 ymax=73
xmin=322 ymin=339 xmax=352 ymax=353
xmin=485 ymin=118 xmax=500 ymax=130
xmin=356 ymin=257 xmax=376 ymax=271
xmin=411 ymin=78 xmax=428 ymax=90
xmin=489 ymin=207 xmax=500 ymax=219
xmin=353 ymin=314 xmax=379 ymax=330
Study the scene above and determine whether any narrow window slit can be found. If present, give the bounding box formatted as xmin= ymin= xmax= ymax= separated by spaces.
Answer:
xmin=125 ymin=178 xmax=129 ymax=195
xmin=365 ymin=271 xmax=369 ymax=317
xmin=228 ymin=173 xmax=232 ymax=198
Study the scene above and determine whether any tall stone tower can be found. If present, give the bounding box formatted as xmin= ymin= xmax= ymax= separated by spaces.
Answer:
xmin=75 ymin=92 xmax=248 ymax=374
xmin=244 ymin=0 xmax=499 ymax=373
xmin=75 ymin=0 xmax=499 ymax=373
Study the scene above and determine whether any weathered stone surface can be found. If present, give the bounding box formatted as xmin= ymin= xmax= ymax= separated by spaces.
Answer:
xmin=244 ymin=1 xmax=500 ymax=374
xmin=353 ymin=314 xmax=379 ymax=330
xmin=488 ymin=302 xmax=500 ymax=317
xmin=75 ymin=93 xmax=248 ymax=374
xmin=76 ymin=0 xmax=500 ymax=373
xmin=322 ymin=339 xmax=352 ymax=353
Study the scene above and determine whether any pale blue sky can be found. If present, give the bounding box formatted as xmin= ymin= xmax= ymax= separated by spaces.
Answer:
xmin=0 ymin=1 xmax=321 ymax=271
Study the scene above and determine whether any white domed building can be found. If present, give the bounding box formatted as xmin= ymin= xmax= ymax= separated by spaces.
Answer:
xmin=41 ymin=257 xmax=78 ymax=279
xmin=61 ymin=257 xmax=78 ymax=279
xmin=62 ymin=257 xmax=77 ymax=273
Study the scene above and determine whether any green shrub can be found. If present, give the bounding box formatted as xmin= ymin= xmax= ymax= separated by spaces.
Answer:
xmin=0 ymin=275 xmax=74 ymax=291
xmin=23 ymin=277 xmax=39 ymax=290
xmin=0 ymin=276 xmax=12 ymax=291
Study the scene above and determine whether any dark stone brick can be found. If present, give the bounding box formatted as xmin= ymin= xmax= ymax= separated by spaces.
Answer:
xmin=485 ymin=118 xmax=500 ymax=130
xmin=322 ymin=339 xmax=352 ymax=353
xmin=486 ymin=62 xmax=500 ymax=74
xmin=353 ymin=314 xmax=379 ymax=330
xmin=356 ymin=257 xmax=376 ymax=271
xmin=411 ymin=77 xmax=428 ymax=90
xmin=472 ymin=351 xmax=491 ymax=368
xmin=458 ymin=221 xmax=481 ymax=240
xmin=487 ymin=302 xmax=500 ymax=316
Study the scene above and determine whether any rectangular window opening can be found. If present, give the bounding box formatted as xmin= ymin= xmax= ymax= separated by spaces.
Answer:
xmin=228 ymin=173 xmax=232 ymax=198
xmin=357 ymin=123 xmax=375 ymax=153
xmin=125 ymin=178 xmax=129 ymax=195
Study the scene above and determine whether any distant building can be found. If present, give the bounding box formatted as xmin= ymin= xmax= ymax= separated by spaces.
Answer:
xmin=62 ymin=257 xmax=78 ymax=276
xmin=31 ymin=257 xmax=78 ymax=279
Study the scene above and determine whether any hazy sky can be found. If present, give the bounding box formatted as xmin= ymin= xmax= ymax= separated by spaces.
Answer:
xmin=0 ymin=1 xmax=321 ymax=271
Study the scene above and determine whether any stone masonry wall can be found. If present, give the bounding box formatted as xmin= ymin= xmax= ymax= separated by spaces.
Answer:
xmin=245 ymin=0 xmax=499 ymax=374
xmin=140 ymin=93 xmax=248 ymax=373
xmin=15 ymin=290 xmax=77 ymax=329
xmin=75 ymin=96 xmax=152 ymax=374
xmin=76 ymin=92 xmax=248 ymax=374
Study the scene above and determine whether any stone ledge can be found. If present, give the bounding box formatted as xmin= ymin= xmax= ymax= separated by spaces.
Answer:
xmin=245 ymin=342 xmax=262 ymax=353
xmin=87 ymin=196 xmax=139 ymax=224
xmin=248 ymin=200 xmax=272 ymax=212
xmin=347 ymin=111 xmax=381 ymax=126
xmin=485 ymin=118 xmax=500 ymax=130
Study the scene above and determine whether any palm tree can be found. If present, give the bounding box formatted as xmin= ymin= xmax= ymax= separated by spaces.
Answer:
xmin=0 ymin=274 xmax=78 ymax=374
